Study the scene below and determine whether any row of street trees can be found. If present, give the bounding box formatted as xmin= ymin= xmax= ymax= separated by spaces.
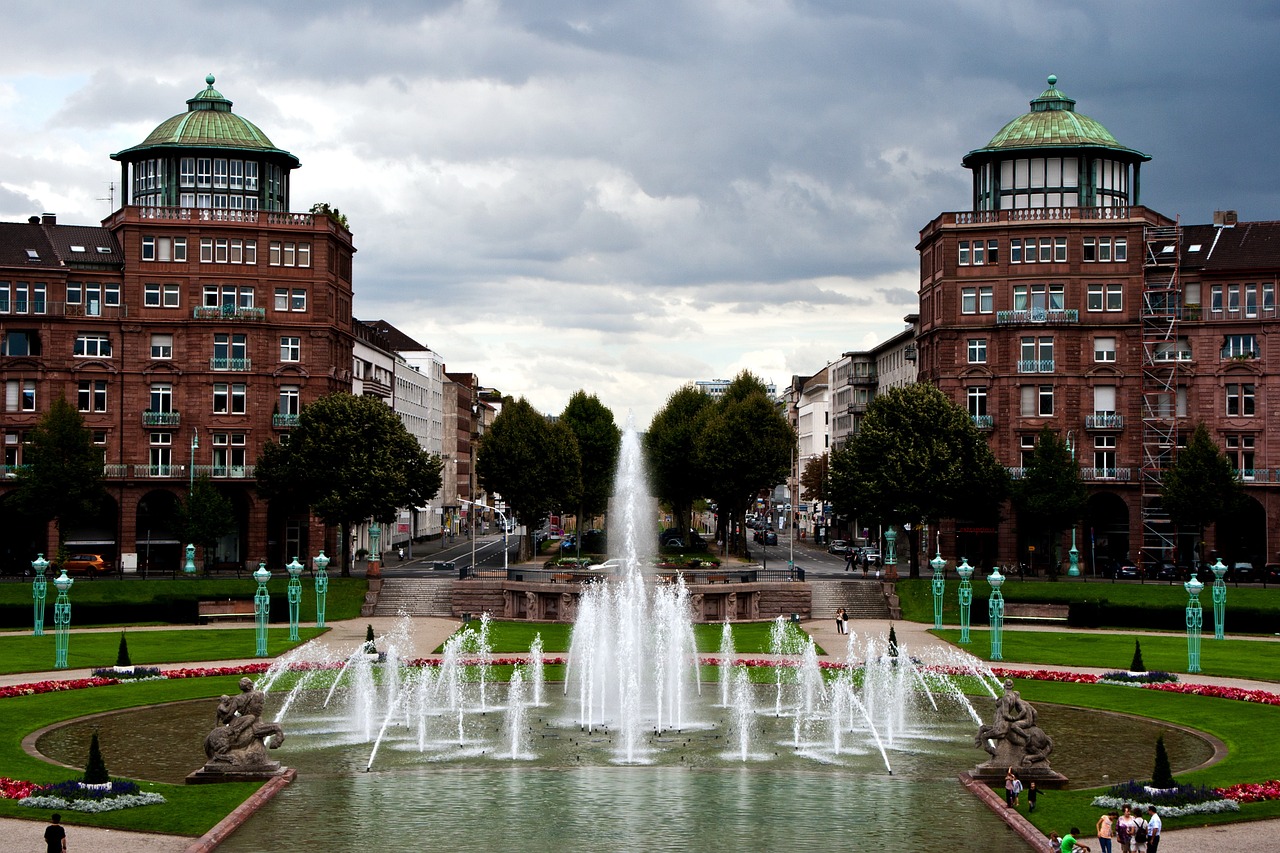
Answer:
xmin=646 ymin=372 xmax=794 ymax=555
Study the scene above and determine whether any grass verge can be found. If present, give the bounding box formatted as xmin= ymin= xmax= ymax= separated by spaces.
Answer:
xmin=441 ymin=619 xmax=819 ymax=656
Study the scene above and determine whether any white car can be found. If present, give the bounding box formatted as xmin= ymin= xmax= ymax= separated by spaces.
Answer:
xmin=587 ymin=558 xmax=623 ymax=572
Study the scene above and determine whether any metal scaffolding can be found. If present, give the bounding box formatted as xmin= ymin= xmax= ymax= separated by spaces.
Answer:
xmin=1140 ymin=221 xmax=1182 ymax=563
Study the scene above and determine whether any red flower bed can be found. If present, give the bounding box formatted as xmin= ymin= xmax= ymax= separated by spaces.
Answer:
xmin=1216 ymin=779 xmax=1280 ymax=803
xmin=1146 ymin=682 xmax=1280 ymax=706
xmin=0 ymin=776 xmax=40 ymax=799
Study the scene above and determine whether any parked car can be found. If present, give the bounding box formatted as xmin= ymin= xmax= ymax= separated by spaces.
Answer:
xmin=1093 ymin=556 xmax=1120 ymax=578
xmin=827 ymin=539 xmax=851 ymax=556
xmin=760 ymin=530 xmax=778 ymax=546
xmin=660 ymin=529 xmax=706 ymax=550
xmin=560 ymin=534 xmax=577 ymax=551
xmin=1230 ymin=561 xmax=1256 ymax=582
xmin=62 ymin=553 xmax=113 ymax=576
xmin=1147 ymin=559 xmax=1179 ymax=581
xmin=586 ymin=558 xmax=623 ymax=573
xmin=1264 ymin=564 xmax=1280 ymax=586
xmin=1114 ymin=562 xmax=1142 ymax=580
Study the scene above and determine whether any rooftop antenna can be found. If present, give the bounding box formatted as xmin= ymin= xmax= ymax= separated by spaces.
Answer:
xmin=97 ymin=182 xmax=115 ymax=212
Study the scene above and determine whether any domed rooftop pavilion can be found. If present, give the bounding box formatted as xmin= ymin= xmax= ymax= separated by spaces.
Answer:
xmin=111 ymin=74 xmax=300 ymax=212
xmin=961 ymin=75 xmax=1150 ymax=212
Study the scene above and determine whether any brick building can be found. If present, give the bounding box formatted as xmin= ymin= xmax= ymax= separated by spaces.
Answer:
xmin=0 ymin=75 xmax=356 ymax=572
xmin=916 ymin=76 xmax=1279 ymax=573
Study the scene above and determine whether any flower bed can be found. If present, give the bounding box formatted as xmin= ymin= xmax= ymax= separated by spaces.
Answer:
xmin=1098 ymin=670 xmax=1179 ymax=686
xmin=1215 ymin=779 xmax=1280 ymax=803
xmin=3 ymin=779 xmax=165 ymax=812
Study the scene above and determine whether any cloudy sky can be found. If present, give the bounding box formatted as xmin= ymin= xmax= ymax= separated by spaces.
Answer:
xmin=3 ymin=1 xmax=1279 ymax=426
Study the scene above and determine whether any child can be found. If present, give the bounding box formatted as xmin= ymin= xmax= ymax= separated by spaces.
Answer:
xmin=1028 ymin=781 xmax=1039 ymax=812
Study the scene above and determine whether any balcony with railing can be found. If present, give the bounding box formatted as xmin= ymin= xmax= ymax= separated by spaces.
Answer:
xmin=971 ymin=414 xmax=994 ymax=430
xmin=273 ymin=413 xmax=300 ymax=428
xmin=1017 ymin=359 xmax=1055 ymax=374
xmin=193 ymin=305 xmax=266 ymax=322
xmin=209 ymin=357 xmax=252 ymax=371
xmin=142 ymin=410 xmax=181 ymax=426
xmin=103 ymin=464 xmax=128 ymax=478
xmin=132 ymin=464 xmax=189 ymax=478
xmin=996 ymin=309 xmax=1078 ymax=326
xmin=192 ymin=464 xmax=256 ymax=479
xmin=1081 ymin=467 xmax=1132 ymax=481
xmin=1084 ymin=413 xmax=1124 ymax=430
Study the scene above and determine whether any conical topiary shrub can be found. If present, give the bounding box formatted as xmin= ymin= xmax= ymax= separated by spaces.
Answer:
xmin=364 ymin=624 xmax=376 ymax=653
xmin=888 ymin=624 xmax=899 ymax=661
xmin=116 ymin=631 xmax=132 ymax=668
xmin=1151 ymin=735 xmax=1176 ymax=788
xmin=84 ymin=731 xmax=109 ymax=784
xmin=1130 ymin=639 xmax=1145 ymax=673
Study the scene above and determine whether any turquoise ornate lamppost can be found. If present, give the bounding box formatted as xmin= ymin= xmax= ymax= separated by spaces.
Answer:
xmin=313 ymin=550 xmax=330 ymax=628
xmin=286 ymin=556 xmax=304 ymax=642
xmin=53 ymin=568 xmax=73 ymax=669
xmin=31 ymin=553 xmax=49 ymax=636
xmin=253 ymin=560 xmax=271 ymax=657
xmin=929 ymin=539 xmax=946 ymax=630
xmin=1185 ymin=575 xmax=1204 ymax=674
xmin=956 ymin=558 xmax=974 ymax=644
xmin=987 ymin=567 xmax=1005 ymax=661
xmin=1066 ymin=431 xmax=1080 ymax=576
xmin=1210 ymin=557 xmax=1228 ymax=640
xmin=884 ymin=526 xmax=898 ymax=577
xmin=183 ymin=543 xmax=197 ymax=575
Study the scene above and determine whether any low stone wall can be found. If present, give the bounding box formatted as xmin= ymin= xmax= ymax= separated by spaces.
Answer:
xmin=451 ymin=578 xmax=811 ymax=623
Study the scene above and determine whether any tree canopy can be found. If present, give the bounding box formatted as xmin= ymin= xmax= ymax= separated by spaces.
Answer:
xmin=828 ymin=383 xmax=1008 ymax=577
xmin=560 ymin=391 xmax=621 ymax=537
xmin=800 ymin=452 xmax=829 ymax=508
xmin=13 ymin=396 xmax=105 ymax=547
xmin=476 ymin=397 xmax=580 ymax=558
xmin=1161 ymin=423 xmax=1243 ymax=561
xmin=645 ymin=385 xmax=715 ymax=538
xmin=1010 ymin=426 xmax=1087 ymax=574
xmin=179 ymin=476 xmax=237 ymax=567
xmin=255 ymin=393 xmax=443 ymax=574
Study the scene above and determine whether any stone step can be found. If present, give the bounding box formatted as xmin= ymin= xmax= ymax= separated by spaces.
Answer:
xmin=371 ymin=578 xmax=456 ymax=617
xmin=809 ymin=580 xmax=891 ymax=620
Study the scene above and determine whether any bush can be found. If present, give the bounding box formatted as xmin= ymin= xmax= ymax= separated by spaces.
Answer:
xmin=1152 ymin=735 xmax=1177 ymax=789
xmin=1131 ymin=639 xmax=1145 ymax=672
xmin=84 ymin=731 xmax=109 ymax=784
xmin=116 ymin=631 xmax=132 ymax=667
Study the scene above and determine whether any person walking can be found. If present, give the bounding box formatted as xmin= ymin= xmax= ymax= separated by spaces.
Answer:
xmin=1096 ymin=811 xmax=1114 ymax=853
xmin=1011 ymin=772 xmax=1024 ymax=808
xmin=834 ymin=608 xmax=847 ymax=635
xmin=44 ymin=813 xmax=66 ymax=853
xmin=1027 ymin=780 xmax=1039 ymax=812
xmin=1004 ymin=767 xmax=1016 ymax=807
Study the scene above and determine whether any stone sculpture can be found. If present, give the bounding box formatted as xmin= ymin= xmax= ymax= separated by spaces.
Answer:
xmin=972 ymin=679 xmax=1067 ymax=788
xmin=189 ymin=677 xmax=288 ymax=782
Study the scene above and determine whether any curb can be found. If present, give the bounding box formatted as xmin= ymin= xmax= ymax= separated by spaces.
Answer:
xmin=183 ymin=768 xmax=296 ymax=853
xmin=959 ymin=770 xmax=1047 ymax=851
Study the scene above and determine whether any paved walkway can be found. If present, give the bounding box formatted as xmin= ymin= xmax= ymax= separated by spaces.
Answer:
xmin=1 ymin=613 xmax=1277 ymax=852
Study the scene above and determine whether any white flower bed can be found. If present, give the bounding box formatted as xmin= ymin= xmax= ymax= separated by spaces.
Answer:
xmin=20 ymin=792 xmax=167 ymax=812
xmin=1089 ymin=795 xmax=1240 ymax=818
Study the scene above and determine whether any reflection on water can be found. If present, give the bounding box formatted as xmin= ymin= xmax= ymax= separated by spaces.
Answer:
xmin=35 ymin=687 xmax=1216 ymax=853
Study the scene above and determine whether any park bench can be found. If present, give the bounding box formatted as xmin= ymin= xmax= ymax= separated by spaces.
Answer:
xmin=705 ymin=574 xmax=728 ymax=584
xmin=1003 ymin=603 xmax=1069 ymax=623
xmin=552 ymin=573 xmax=575 ymax=583
xmin=198 ymin=599 xmax=257 ymax=624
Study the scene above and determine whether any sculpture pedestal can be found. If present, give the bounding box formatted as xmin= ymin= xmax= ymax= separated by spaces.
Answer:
xmin=187 ymin=765 xmax=295 ymax=785
xmin=970 ymin=763 xmax=1069 ymax=790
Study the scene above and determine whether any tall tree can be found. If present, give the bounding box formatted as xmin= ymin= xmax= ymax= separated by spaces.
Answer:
xmin=800 ymin=452 xmax=830 ymax=509
xmin=1161 ymin=423 xmax=1243 ymax=565
xmin=255 ymin=393 xmax=443 ymax=575
xmin=559 ymin=391 xmax=621 ymax=545
xmin=13 ymin=396 xmax=105 ymax=548
xmin=178 ymin=475 xmax=237 ymax=569
xmin=1011 ymin=426 xmax=1087 ymax=576
xmin=828 ymin=383 xmax=1008 ymax=577
xmin=696 ymin=372 xmax=795 ymax=556
xmin=645 ymin=386 xmax=715 ymax=539
xmin=476 ymin=398 xmax=581 ymax=560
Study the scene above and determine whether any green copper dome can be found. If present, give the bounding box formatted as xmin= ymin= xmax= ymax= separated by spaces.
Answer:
xmin=963 ymin=75 xmax=1148 ymax=166
xmin=112 ymin=74 xmax=299 ymax=166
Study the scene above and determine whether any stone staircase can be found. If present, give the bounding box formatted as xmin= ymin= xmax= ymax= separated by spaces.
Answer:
xmin=809 ymin=579 xmax=891 ymax=621
xmin=371 ymin=577 xmax=456 ymax=617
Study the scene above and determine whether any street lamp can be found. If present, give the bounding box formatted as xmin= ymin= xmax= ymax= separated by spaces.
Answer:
xmin=53 ymin=568 xmax=73 ymax=669
xmin=253 ymin=560 xmax=271 ymax=657
xmin=930 ymin=537 xmax=946 ymax=630
xmin=183 ymin=543 xmax=197 ymax=575
xmin=462 ymin=498 xmax=508 ymax=573
xmin=313 ymin=550 xmax=330 ymax=628
xmin=956 ymin=557 xmax=974 ymax=644
xmin=286 ymin=556 xmax=304 ymax=641
xmin=31 ymin=553 xmax=49 ymax=636
xmin=884 ymin=526 xmax=898 ymax=578
xmin=1066 ymin=430 xmax=1080 ymax=576
xmin=1210 ymin=557 xmax=1228 ymax=640
xmin=189 ymin=431 xmax=199 ymax=496
xmin=987 ymin=567 xmax=1005 ymax=661
xmin=1185 ymin=575 xmax=1204 ymax=673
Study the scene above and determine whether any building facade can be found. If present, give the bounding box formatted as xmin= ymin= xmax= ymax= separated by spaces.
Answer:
xmin=915 ymin=76 xmax=1278 ymax=572
xmin=0 ymin=75 xmax=356 ymax=572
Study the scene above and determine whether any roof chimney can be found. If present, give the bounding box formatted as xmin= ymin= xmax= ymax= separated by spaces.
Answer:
xmin=28 ymin=216 xmax=40 ymax=225
xmin=1213 ymin=210 xmax=1238 ymax=227
xmin=41 ymin=213 xmax=56 ymax=225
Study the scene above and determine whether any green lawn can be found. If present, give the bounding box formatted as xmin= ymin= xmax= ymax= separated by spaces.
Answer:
xmin=0 ymin=628 xmax=327 ymax=675
xmin=0 ymin=577 xmax=367 ymax=629
xmin=0 ymin=676 xmax=259 ymax=836
xmin=932 ymin=628 xmax=1280 ymax=682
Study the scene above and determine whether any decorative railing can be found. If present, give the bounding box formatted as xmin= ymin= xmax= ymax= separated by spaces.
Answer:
xmin=996 ymin=309 xmax=1078 ymax=326
xmin=132 ymin=464 xmax=188 ymax=478
xmin=1006 ymin=467 xmax=1025 ymax=480
xmin=273 ymin=414 xmax=300 ymax=427
xmin=971 ymin=415 xmax=994 ymax=430
xmin=1017 ymin=358 xmax=1055 ymax=374
xmin=192 ymin=464 xmax=255 ymax=479
xmin=142 ymin=410 xmax=181 ymax=426
xmin=102 ymin=464 xmax=128 ymax=478
xmin=0 ymin=464 xmax=27 ymax=478
xmin=132 ymin=207 xmax=315 ymax=226
xmin=1081 ymin=467 xmax=1132 ymax=481
xmin=192 ymin=306 xmax=266 ymax=321
xmin=1084 ymin=413 xmax=1124 ymax=429
xmin=209 ymin=357 xmax=252 ymax=371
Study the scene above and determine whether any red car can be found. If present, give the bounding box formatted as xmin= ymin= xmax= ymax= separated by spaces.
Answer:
xmin=62 ymin=553 xmax=113 ymax=576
